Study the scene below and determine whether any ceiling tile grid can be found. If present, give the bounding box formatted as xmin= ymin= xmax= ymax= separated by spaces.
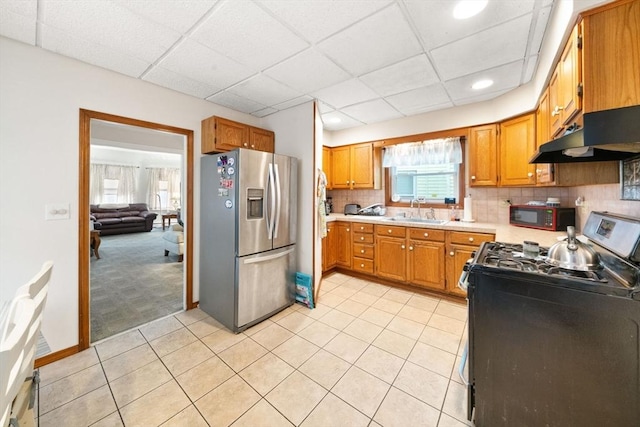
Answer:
xmin=0 ymin=0 xmax=562 ymax=131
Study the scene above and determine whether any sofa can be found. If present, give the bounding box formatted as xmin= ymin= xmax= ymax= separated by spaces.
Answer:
xmin=90 ymin=203 xmax=157 ymax=236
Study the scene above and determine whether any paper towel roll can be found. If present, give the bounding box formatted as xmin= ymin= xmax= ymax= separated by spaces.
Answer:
xmin=462 ymin=196 xmax=474 ymax=222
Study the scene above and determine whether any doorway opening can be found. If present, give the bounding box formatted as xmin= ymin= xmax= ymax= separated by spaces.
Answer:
xmin=79 ymin=109 xmax=195 ymax=350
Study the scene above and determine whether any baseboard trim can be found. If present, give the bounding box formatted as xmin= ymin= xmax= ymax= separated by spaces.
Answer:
xmin=35 ymin=345 xmax=80 ymax=368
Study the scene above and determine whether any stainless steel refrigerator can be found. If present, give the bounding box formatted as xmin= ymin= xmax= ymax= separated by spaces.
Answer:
xmin=200 ymin=148 xmax=297 ymax=332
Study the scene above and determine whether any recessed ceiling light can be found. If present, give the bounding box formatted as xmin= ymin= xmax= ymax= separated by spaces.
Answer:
xmin=472 ymin=79 xmax=494 ymax=90
xmin=327 ymin=117 xmax=342 ymax=124
xmin=453 ymin=0 xmax=488 ymax=20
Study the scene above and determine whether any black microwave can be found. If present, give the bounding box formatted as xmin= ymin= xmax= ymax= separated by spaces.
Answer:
xmin=509 ymin=205 xmax=575 ymax=231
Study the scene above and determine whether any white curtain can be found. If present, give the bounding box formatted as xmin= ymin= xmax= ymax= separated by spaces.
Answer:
xmin=383 ymin=137 xmax=462 ymax=167
xmin=89 ymin=163 xmax=138 ymax=204
xmin=147 ymin=168 xmax=181 ymax=211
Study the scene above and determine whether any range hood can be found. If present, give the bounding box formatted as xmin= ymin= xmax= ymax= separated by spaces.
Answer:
xmin=530 ymin=105 xmax=640 ymax=163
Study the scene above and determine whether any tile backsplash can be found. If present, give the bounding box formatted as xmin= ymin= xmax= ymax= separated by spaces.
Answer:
xmin=328 ymin=183 xmax=639 ymax=231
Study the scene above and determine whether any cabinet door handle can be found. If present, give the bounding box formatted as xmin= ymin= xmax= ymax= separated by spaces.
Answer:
xmin=360 ymin=226 xmax=364 ymax=230
xmin=360 ymin=236 xmax=364 ymax=241
xmin=361 ymin=263 xmax=365 ymax=268
xmin=346 ymin=228 xmax=350 ymax=232
xmin=424 ymin=232 xmax=429 ymax=237
xmin=450 ymin=251 xmax=455 ymax=256
xmin=243 ymin=143 xmax=248 ymax=147
xmin=409 ymin=246 xmax=414 ymax=251
xmin=551 ymin=105 xmax=564 ymax=116
xmin=346 ymin=181 xmax=349 ymax=184
xmin=401 ymin=245 xmax=405 ymax=249
xmin=528 ymin=172 xmax=534 ymax=178
xmin=351 ymin=181 xmax=355 ymax=185
xmin=251 ymin=144 xmax=255 ymax=148
xmin=471 ymin=175 xmax=476 ymax=180
xmin=388 ymin=229 xmax=392 ymax=233
xmin=361 ymin=249 xmax=365 ymax=254
xmin=468 ymin=237 xmax=474 ymax=242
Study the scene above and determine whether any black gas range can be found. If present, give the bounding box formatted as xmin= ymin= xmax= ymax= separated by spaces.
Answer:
xmin=463 ymin=211 xmax=640 ymax=427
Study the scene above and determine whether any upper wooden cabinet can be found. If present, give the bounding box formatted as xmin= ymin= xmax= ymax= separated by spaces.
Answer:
xmin=535 ymin=88 xmax=554 ymax=184
xmin=582 ymin=0 xmax=640 ymax=112
xmin=201 ymin=116 xmax=275 ymax=154
xmin=469 ymin=124 xmax=498 ymax=187
xmin=322 ymin=146 xmax=332 ymax=190
xmin=330 ymin=142 xmax=375 ymax=189
xmin=500 ymin=113 xmax=537 ymax=186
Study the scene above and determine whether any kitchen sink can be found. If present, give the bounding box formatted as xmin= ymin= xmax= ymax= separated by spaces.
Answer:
xmin=383 ymin=217 xmax=449 ymax=225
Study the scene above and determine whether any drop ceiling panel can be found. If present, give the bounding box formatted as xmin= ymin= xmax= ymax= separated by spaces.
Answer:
xmin=312 ymin=79 xmax=379 ymax=109
xmin=113 ymin=0 xmax=218 ymax=33
xmin=431 ymin=14 xmax=533 ymax=81
xmin=257 ymin=0 xmax=392 ymax=43
xmin=445 ymin=60 xmax=524 ymax=102
xmin=342 ymin=99 xmax=403 ymax=124
xmin=263 ymin=48 xmax=350 ymax=93
xmin=226 ymin=74 xmax=302 ymax=106
xmin=322 ymin=111 xmax=364 ymax=130
xmin=406 ymin=0 xmax=535 ymax=50
xmin=3 ymin=1 xmax=561 ymax=130
xmin=386 ymin=84 xmax=452 ymax=115
xmin=0 ymin=0 xmax=37 ymax=45
xmin=528 ymin=6 xmax=552 ymax=56
xmin=191 ymin=0 xmax=308 ymax=71
xmin=360 ymin=54 xmax=440 ymax=97
xmin=143 ymin=66 xmax=221 ymax=98
xmin=156 ymin=39 xmax=254 ymax=89
xmin=317 ymin=4 xmax=423 ymax=76
xmin=40 ymin=25 xmax=151 ymax=78
xmin=453 ymin=88 xmax=511 ymax=106
xmin=273 ymin=95 xmax=315 ymax=111
xmin=207 ymin=90 xmax=266 ymax=114
xmin=41 ymin=0 xmax=182 ymax=64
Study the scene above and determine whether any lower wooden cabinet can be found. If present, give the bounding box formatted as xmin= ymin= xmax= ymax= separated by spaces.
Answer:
xmin=322 ymin=222 xmax=337 ymax=272
xmin=408 ymin=228 xmax=446 ymax=291
xmin=335 ymin=222 xmax=352 ymax=269
xmin=324 ymin=221 xmax=494 ymax=298
xmin=446 ymin=231 xmax=495 ymax=297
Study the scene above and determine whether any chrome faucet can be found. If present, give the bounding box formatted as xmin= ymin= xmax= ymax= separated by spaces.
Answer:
xmin=411 ymin=198 xmax=423 ymax=218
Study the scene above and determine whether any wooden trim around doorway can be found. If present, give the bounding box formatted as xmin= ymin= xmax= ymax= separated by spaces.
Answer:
xmin=77 ymin=109 xmax=195 ymax=352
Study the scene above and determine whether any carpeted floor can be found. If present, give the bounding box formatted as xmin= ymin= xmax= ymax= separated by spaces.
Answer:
xmin=90 ymin=228 xmax=183 ymax=343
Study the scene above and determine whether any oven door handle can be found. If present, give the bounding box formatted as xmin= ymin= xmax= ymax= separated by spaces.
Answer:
xmin=459 ymin=341 xmax=470 ymax=386
xmin=458 ymin=259 xmax=473 ymax=291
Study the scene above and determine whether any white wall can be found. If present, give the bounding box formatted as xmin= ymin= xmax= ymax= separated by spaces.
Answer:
xmin=0 ymin=37 xmax=261 ymax=353
xmin=262 ymin=102 xmax=316 ymax=277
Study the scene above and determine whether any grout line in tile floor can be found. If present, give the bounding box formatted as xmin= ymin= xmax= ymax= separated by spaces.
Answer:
xmin=37 ymin=273 xmax=472 ymax=427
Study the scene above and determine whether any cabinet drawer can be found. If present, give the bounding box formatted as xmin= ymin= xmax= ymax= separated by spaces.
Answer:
xmin=353 ymin=223 xmax=374 ymax=233
xmin=409 ymin=228 xmax=445 ymax=242
xmin=353 ymin=243 xmax=374 ymax=260
xmin=352 ymin=257 xmax=374 ymax=274
xmin=375 ymin=225 xmax=406 ymax=238
xmin=448 ymin=231 xmax=494 ymax=246
xmin=353 ymin=233 xmax=374 ymax=244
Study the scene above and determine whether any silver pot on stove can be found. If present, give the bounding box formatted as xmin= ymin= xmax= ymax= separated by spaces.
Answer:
xmin=547 ymin=226 xmax=602 ymax=271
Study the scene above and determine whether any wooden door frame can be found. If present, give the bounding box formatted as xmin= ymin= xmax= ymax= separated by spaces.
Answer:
xmin=78 ymin=109 xmax=195 ymax=350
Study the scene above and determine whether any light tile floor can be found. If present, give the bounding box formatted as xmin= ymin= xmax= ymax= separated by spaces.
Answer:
xmin=37 ymin=273 xmax=471 ymax=427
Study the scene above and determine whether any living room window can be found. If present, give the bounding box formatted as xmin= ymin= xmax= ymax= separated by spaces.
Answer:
xmin=89 ymin=164 xmax=137 ymax=204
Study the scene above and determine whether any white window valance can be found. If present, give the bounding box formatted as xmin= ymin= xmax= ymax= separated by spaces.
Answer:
xmin=382 ymin=137 xmax=462 ymax=167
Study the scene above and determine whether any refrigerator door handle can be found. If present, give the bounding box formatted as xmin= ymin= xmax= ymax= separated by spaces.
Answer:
xmin=266 ymin=163 xmax=276 ymax=238
xmin=273 ymin=163 xmax=281 ymax=239
xmin=243 ymin=247 xmax=295 ymax=264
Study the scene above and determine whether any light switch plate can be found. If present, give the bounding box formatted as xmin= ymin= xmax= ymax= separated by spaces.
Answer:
xmin=45 ymin=203 xmax=70 ymax=220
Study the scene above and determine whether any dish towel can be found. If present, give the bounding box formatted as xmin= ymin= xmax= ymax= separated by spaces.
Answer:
xmin=317 ymin=169 xmax=328 ymax=238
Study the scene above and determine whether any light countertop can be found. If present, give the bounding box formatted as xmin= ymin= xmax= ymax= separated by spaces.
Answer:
xmin=326 ymin=214 xmax=567 ymax=247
